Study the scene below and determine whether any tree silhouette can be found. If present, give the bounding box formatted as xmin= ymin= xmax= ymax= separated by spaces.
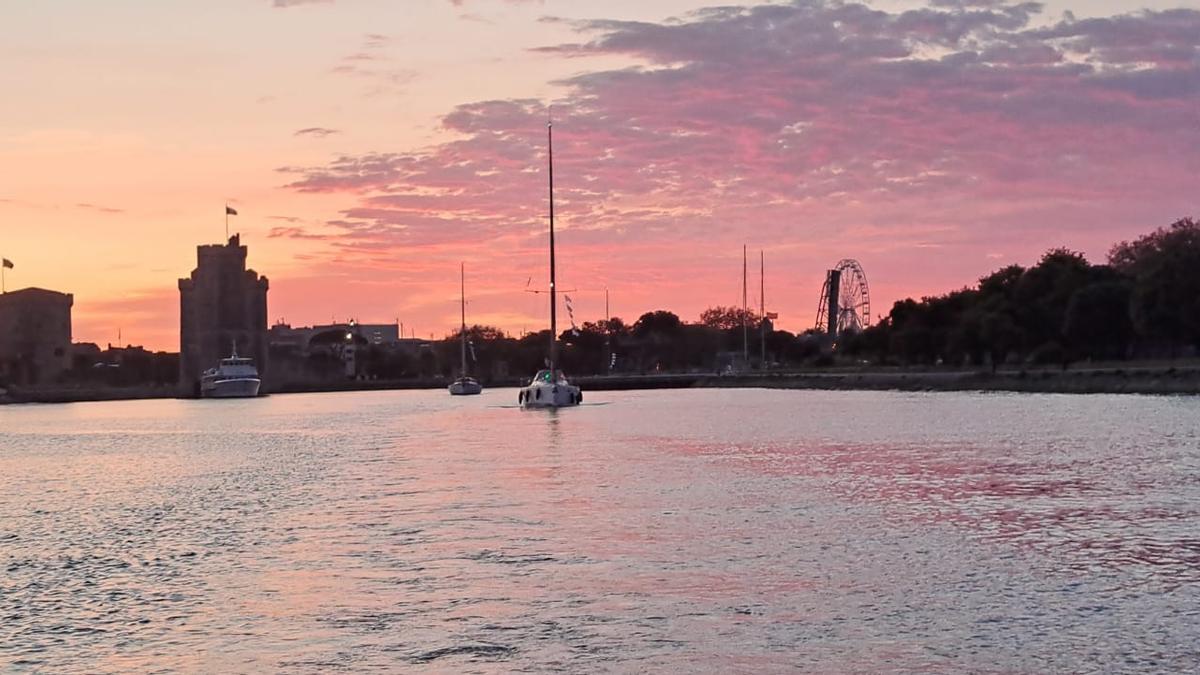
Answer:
xmin=1110 ymin=218 xmax=1200 ymax=353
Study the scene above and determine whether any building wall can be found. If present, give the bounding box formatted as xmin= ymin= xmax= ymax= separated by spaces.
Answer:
xmin=357 ymin=323 xmax=400 ymax=346
xmin=268 ymin=322 xmax=401 ymax=352
xmin=0 ymin=287 xmax=73 ymax=385
xmin=178 ymin=235 xmax=269 ymax=394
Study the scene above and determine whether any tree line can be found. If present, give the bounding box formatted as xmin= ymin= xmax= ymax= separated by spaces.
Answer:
xmin=114 ymin=215 xmax=1195 ymax=385
xmin=842 ymin=217 xmax=1200 ymax=368
xmin=419 ymin=216 xmax=1199 ymax=377
xmin=363 ymin=307 xmax=801 ymax=380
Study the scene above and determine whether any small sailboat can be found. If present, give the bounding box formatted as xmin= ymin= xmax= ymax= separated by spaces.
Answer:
xmin=449 ymin=263 xmax=483 ymax=396
xmin=520 ymin=119 xmax=582 ymax=409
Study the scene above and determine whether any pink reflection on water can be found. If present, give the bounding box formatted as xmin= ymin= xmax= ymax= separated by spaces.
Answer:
xmin=652 ymin=436 xmax=1200 ymax=584
xmin=4 ymin=390 xmax=1199 ymax=671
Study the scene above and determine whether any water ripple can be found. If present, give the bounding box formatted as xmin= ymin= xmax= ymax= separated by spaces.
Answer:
xmin=1 ymin=389 xmax=1197 ymax=671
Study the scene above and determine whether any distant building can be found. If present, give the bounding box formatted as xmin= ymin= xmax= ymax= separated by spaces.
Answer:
xmin=178 ymin=234 xmax=269 ymax=394
xmin=71 ymin=342 xmax=101 ymax=362
xmin=268 ymin=321 xmax=402 ymax=352
xmin=0 ymin=287 xmax=74 ymax=385
xmin=269 ymin=321 xmax=410 ymax=380
xmin=359 ymin=323 xmax=401 ymax=346
xmin=267 ymin=320 xmax=431 ymax=384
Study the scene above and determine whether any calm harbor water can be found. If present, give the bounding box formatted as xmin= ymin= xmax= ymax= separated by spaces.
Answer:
xmin=2 ymin=388 xmax=1199 ymax=672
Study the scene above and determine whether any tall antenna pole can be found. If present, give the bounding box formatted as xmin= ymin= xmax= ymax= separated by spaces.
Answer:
xmin=460 ymin=262 xmax=467 ymax=376
xmin=548 ymin=118 xmax=558 ymax=374
xmin=604 ymin=286 xmax=611 ymax=374
xmin=761 ymin=249 xmax=769 ymax=367
xmin=742 ymin=244 xmax=748 ymax=363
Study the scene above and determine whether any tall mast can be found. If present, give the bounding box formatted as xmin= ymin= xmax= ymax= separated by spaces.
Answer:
xmin=460 ymin=262 xmax=467 ymax=376
xmin=548 ymin=119 xmax=558 ymax=374
xmin=604 ymin=286 xmax=611 ymax=373
xmin=742 ymin=244 xmax=748 ymax=363
xmin=760 ymin=250 xmax=766 ymax=366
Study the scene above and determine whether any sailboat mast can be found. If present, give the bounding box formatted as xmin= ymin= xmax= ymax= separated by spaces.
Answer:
xmin=548 ymin=119 xmax=558 ymax=374
xmin=742 ymin=244 xmax=748 ymax=363
xmin=604 ymin=286 xmax=611 ymax=374
xmin=460 ymin=262 xmax=467 ymax=376
xmin=760 ymin=250 xmax=766 ymax=366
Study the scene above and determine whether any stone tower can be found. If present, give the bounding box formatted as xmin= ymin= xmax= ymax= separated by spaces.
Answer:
xmin=178 ymin=234 xmax=269 ymax=395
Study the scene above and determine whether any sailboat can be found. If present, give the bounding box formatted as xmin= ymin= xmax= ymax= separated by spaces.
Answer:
xmin=519 ymin=119 xmax=581 ymax=409
xmin=449 ymin=262 xmax=483 ymax=396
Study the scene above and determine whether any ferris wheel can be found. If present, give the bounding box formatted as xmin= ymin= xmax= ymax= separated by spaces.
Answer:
xmin=814 ymin=259 xmax=871 ymax=336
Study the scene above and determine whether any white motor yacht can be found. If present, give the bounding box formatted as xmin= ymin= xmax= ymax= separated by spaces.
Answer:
xmin=201 ymin=342 xmax=261 ymax=398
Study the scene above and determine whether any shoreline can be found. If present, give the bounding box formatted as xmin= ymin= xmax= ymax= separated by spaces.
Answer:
xmin=5 ymin=365 xmax=1200 ymax=404
xmin=693 ymin=366 xmax=1200 ymax=396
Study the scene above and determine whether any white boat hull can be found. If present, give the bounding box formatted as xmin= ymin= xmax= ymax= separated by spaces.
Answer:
xmin=202 ymin=377 xmax=261 ymax=398
xmin=519 ymin=381 xmax=581 ymax=408
xmin=448 ymin=378 xmax=483 ymax=395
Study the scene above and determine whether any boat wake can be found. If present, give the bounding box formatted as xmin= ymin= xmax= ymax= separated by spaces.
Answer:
xmin=491 ymin=401 xmax=611 ymax=409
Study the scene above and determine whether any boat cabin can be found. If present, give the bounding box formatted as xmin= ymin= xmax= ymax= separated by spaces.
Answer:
xmin=530 ymin=369 xmax=570 ymax=385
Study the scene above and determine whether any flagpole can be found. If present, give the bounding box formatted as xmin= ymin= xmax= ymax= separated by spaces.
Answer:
xmin=760 ymin=249 xmax=766 ymax=367
xmin=742 ymin=244 xmax=748 ymax=364
xmin=604 ymin=286 xmax=611 ymax=374
xmin=225 ymin=203 xmax=229 ymax=241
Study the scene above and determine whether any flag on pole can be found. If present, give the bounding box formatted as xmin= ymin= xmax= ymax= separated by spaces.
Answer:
xmin=225 ymin=206 xmax=238 ymax=216
xmin=1 ymin=258 xmax=12 ymax=269
xmin=564 ymin=294 xmax=580 ymax=335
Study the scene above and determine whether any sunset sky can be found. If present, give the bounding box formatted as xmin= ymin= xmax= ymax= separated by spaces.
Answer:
xmin=2 ymin=0 xmax=1197 ymax=351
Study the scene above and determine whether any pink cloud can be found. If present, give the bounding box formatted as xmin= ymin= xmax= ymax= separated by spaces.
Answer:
xmin=327 ymin=34 xmax=417 ymax=96
xmin=267 ymin=226 xmax=331 ymax=240
xmin=75 ymin=202 xmax=125 ymax=214
xmin=272 ymin=0 xmax=331 ymax=7
xmin=294 ymin=127 xmax=340 ymax=138
xmin=275 ymin=1 xmax=1200 ymax=336
xmin=449 ymin=0 xmax=543 ymax=5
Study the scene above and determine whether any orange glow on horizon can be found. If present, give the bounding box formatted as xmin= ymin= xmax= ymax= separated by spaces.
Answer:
xmin=2 ymin=0 xmax=1196 ymax=351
